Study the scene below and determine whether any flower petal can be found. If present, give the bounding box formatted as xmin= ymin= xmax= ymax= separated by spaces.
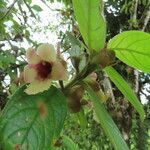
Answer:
xmin=26 ymin=48 xmax=40 ymax=64
xmin=37 ymin=43 xmax=56 ymax=62
xmin=51 ymin=61 xmax=68 ymax=80
xmin=25 ymin=79 xmax=51 ymax=95
xmin=23 ymin=65 xmax=37 ymax=83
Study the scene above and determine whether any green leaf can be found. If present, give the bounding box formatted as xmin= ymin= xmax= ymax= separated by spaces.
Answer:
xmin=32 ymin=5 xmax=43 ymax=12
xmin=104 ymin=66 xmax=145 ymax=121
xmin=76 ymin=108 xmax=87 ymax=128
xmin=66 ymin=32 xmax=81 ymax=46
xmin=0 ymin=52 xmax=15 ymax=68
xmin=62 ymin=136 xmax=79 ymax=150
xmin=26 ymin=0 xmax=32 ymax=4
xmin=0 ymin=85 xmax=67 ymax=150
xmin=108 ymin=31 xmax=150 ymax=73
xmin=72 ymin=0 xmax=106 ymax=52
xmin=68 ymin=45 xmax=86 ymax=72
xmin=85 ymin=83 xmax=129 ymax=150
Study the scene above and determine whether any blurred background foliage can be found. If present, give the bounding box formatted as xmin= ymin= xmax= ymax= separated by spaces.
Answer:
xmin=0 ymin=0 xmax=150 ymax=149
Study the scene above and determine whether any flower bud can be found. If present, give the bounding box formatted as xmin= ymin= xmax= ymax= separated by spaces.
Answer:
xmin=92 ymin=48 xmax=115 ymax=68
xmin=67 ymin=85 xmax=84 ymax=113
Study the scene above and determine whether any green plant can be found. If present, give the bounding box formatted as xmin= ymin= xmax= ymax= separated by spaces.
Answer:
xmin=0 ymin=0 xmax=150 ymax=149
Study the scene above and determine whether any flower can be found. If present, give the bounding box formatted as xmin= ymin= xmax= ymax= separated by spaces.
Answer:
xmin=23 ymin=43 xmax=68 ymax=94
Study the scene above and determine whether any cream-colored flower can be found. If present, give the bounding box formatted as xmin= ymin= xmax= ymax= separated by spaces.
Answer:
xmin=23 ymin=43 xmax=68 ymax=94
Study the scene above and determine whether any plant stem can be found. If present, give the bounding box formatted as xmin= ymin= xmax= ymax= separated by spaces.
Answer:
xmin=142 ymin=9 xmax=150 ymax=31
xmin=0 ymin=0 xmax=18 ymax=20
xmin=23 ymin=0 xmax=36 ymax=19
xmin=64 ymin=62 xmax=97 ymax=91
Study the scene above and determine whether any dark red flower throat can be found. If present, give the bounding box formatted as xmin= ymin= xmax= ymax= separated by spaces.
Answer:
xmin=36 ymin=61 xmax=52 ymax=80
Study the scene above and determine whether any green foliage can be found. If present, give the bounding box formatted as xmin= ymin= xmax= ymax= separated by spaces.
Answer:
xmin=0 ymin=85 xmax=67 ymax=149
xmin=47 ymin=0 xmax=72 ymax=6
xmin=26 ymin=0 xmax=32 ymax=4
xmin=72 ymin=0 xmax=106 ymax=52
xmin=0 ymin=51 xmax=15 ymax=68
xmin=0 ymin=0 xmax=149 ymax=149
xmin=66 ymin=32 xmax=86 ymax=72
xmin=61 ymin=136 xmax=79 ymax=150
xmin=85 ymin=83 xmax=129 ymax=150
xmin=104 ymin=66 xmax=145 ymax=121
xmin=76 ymin=108 xmax=87 ymax=128
xmin=0 ymin=1 xmax=7 ymax=18
xmin=32 ymin=5 xmax=43 ymax=12
xmin=108 ymin=31 xmax=150 ymax=73
xmin=62 ymin=110 xmax=114 ymax=150
xmin=66 ymin=32 xmax=81 ymax=47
